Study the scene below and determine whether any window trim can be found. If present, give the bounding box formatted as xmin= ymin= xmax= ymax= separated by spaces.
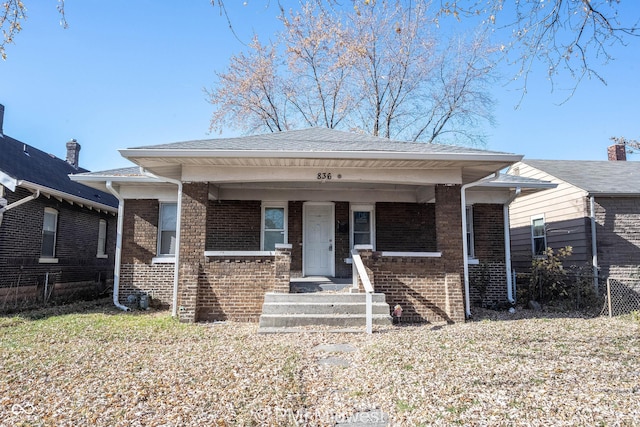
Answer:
xmin=261 ymin=202 xmax=288 ymax=251
xmin=39 ymin=207 xmax=58 ymax=263
xmin=157 ymin=202 xmax=178 ymax=257
xmin=350 ymin=204 xmax=375 ymax=251
xmin=531 ymin=214 xmax=547 ymax=257
xmin=96 ymin=219 xmax=108 ymax=258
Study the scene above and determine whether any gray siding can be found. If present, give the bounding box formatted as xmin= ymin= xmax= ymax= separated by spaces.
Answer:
xmin=508 ymin=162 xmax=591 ymax=271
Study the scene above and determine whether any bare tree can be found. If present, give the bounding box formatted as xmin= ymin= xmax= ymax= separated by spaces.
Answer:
xmin=207 ymin=37 xmax=290 ymax=133
xmin=208 ymin=0 xmax=497 ymax=144
xmin=436 ymin=0 xmax=639 ymax=92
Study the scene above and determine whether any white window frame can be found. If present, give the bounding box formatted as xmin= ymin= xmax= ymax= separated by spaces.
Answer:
xmin=466 ymin=205 xmax=476 ymax=260
xmin=96 ymin=219 xmax=108 ymax=258
xmin=350 ymin=204 xmax=375 ymax=251
xmin=40 ymin=207 xmax=59 ymax=263
xmin=261 ymin=202 xmax=288 ymax=251
xmin=531 ymin=214 xmax=547 ymax=257
xmin=157 ymin=202 xmax=177 ymax=257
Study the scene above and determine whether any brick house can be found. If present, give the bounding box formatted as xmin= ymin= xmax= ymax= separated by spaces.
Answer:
xmin=0 ymin=105 xmax=118 ymax=307
xmin=508 ymin=144 xmax=640 ymax=290
xmin=72 ymin=128 xmax=552 ymax=323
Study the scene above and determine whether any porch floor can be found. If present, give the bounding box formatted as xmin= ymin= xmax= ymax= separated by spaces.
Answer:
xmin=289 ymin=276 xmax=353 ymax=293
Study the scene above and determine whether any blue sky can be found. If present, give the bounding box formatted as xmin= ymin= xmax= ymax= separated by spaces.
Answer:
xmin=1 ymin=1 xmax=638 ymax=172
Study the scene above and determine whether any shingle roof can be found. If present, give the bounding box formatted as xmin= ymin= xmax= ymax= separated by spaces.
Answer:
xmin=0 ymin=134 xmax=118 ymax=208
xmin=523 ymin=159 xmax=640 ymax=195
xmin=75 ymin=166 xmax=143 ymax=177
xmin=133 ymin=127 xmax=513 ymax=156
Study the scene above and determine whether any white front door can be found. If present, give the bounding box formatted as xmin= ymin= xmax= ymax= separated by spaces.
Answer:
xmin=304 ymin=203 xmax=334 ymax=276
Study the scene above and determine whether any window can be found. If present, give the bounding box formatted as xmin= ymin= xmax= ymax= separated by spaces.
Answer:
xmin=351 ymin=204 xmax=375 ymax=249
xmin=158 ymin=203 xmax=177 ymax=256
xmin=531 ymin=215 xmax=547 ymax=256
xmin=466 ymin=206 xmax=475 ymax=258
xmin=41 ymin=208 xmax=58 ymax=258
xmin=262 ymin=203 xmax=287 ymax=251
xmin=97 ymin=219 xmax=107 ymax=257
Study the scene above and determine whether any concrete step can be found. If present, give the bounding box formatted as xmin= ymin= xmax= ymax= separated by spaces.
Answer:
xmin=263 ymin=292 xmax=388 ymax=304
xmin=261 ymin=302 xmax=391 ymax=315
xmin=258 ymin=292 xmax=392 ymax=330
xmin=258 ymin=313 xmax=393 ymax=328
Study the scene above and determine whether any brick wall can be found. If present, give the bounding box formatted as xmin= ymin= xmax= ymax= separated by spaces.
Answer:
xmin=360 ymin=250 xmax=465 ymax=323
xmin=356 ymin=186 xmax=466 ymax=323
xmin=288 ymin=201 xmax=303 ymax=274
xmin=119 ymin=263 xmax=174 ymax=308
xmin=121 ymin=199 xmax=159 ymax=264
xmin=335 ymin=202 xmax=351 ymax=277
xmin=471 ymin=204 xmax=505 ymax=260
xmin=595 ymin=197 xmax=640 ymax=279
xmin=0 ymin=187 xmax=116 ymax=309
xmin=206 ymin=200 xmax=260 ymax=251
xmin=376 ymin=202 xmax=436 ymax=251
xmin=468 ymin=261 xmax=508 ymax=307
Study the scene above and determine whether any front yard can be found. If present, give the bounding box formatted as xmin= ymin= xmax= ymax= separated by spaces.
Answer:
xmin=1 ymin=299 xmax=638 ymax=426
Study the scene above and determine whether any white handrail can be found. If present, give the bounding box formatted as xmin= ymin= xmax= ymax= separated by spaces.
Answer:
xmin=351 ymin=248 xmax=374 ymax=334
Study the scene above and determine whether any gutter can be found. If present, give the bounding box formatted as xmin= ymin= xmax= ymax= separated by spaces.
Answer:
xmin=503 ymin=187 xmax=521 ymax=304
xmin=105 ymin=181 xmax=130 ymax=312
xmin=139 ymin=168 xmax=182 ymax=318
xmin=461 ymin=173 xmax=498 ymax=318
xmin=0 ymin=189 xmax=40 ymax=227
xmin=589 ymin=196 xmax=599 ymax=292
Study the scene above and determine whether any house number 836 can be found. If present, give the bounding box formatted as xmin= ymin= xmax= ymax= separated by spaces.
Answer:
xmin=317 ymin=172 xmax=332 ymax=180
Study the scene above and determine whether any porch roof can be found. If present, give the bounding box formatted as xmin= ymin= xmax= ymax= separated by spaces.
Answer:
xmin=118 ymin=128 xmax=523 ymax=184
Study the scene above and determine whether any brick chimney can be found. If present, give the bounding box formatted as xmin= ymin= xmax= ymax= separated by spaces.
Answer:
xmin=607 ymin=143 xmax=626 ymax=161
xmin=66 ymin=139 xmax=81 ymax=168
xmin=0 ymin=104 xmax=4 ymax=136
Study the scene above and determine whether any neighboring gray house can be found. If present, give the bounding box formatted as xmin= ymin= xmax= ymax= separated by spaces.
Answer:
xmin=508 ymin=144 xmax=640 ymax=289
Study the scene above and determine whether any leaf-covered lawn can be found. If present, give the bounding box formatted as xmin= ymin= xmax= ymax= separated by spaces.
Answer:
xmin=1 ymin=300 xmax=639 ymax=426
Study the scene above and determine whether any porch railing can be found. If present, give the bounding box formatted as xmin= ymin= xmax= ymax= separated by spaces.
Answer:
xmin=351 ymin=247 xmax=374 ymax=334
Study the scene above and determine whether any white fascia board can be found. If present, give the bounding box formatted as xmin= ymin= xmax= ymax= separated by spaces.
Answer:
xmin=478 ymin=181 xmax=557 ymax=189
xmin=119 ymin=148 xmax=523 ymax=163
xmin=0 ymin=170 xmax=17 ymax=192
xmin=18 ymin=180 xmax=118 ymax=213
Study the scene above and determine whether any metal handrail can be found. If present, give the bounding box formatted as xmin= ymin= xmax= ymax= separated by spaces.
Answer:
xmin=351 ymin=248 xmax=374 ymax=334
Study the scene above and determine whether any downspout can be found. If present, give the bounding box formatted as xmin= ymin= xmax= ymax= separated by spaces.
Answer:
xmin=590 ymin=196 xmax=599 ymax=292
xmin=503 ymin=187 xmax=521 ymax=304
xmin=105 ymin=181 xmax=130 ymax=312
xmin=461 ymin=172 xmax=498 ymax=318
xmin=140 ymin=168 xmax=182 ymax=318
xmin=0 ymin=189 xmax=40 ymax=226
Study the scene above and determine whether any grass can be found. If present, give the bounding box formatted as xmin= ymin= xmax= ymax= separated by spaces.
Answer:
xmin=1 ymin=300 xmax=639 ymax=426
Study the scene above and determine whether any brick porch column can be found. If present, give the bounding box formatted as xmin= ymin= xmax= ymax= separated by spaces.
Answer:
xmin=435 ymin=184 xmax=465 ymax=322
xmin=273 ymin=244 xmax=292 ymax=293
xmin=177 ymin=182 xmax=208 ymax=322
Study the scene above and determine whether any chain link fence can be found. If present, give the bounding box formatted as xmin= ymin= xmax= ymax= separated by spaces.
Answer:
xmin=602 ymin=278 xmax=640 ymax=317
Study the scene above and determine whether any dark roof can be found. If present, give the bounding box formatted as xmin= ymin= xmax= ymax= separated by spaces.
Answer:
xmin=522 ymin=159 xmax=640 ymax=195
xmin=133 ymin=127 xmax=513 ymax=156
xmin=0 ymin=134 xmax=118 ymax=208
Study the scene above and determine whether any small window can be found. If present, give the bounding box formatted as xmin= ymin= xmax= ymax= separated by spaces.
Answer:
xmin=262 ymin=204 xmax=287 ymax=251
xmin=41 ymin=208 xmax=58 ymax=258
xmin=351 ymin=204 xmax=375 ymax=249
xmin=531 ymin=215 xmax=547 ymax=256
xmin=466 ymin=206 xmax=475 ymax=258
xmin=158 ymin=203 xmax=177 ymax=256
xmin=97 ymin=219 xmax=108 ymax=257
